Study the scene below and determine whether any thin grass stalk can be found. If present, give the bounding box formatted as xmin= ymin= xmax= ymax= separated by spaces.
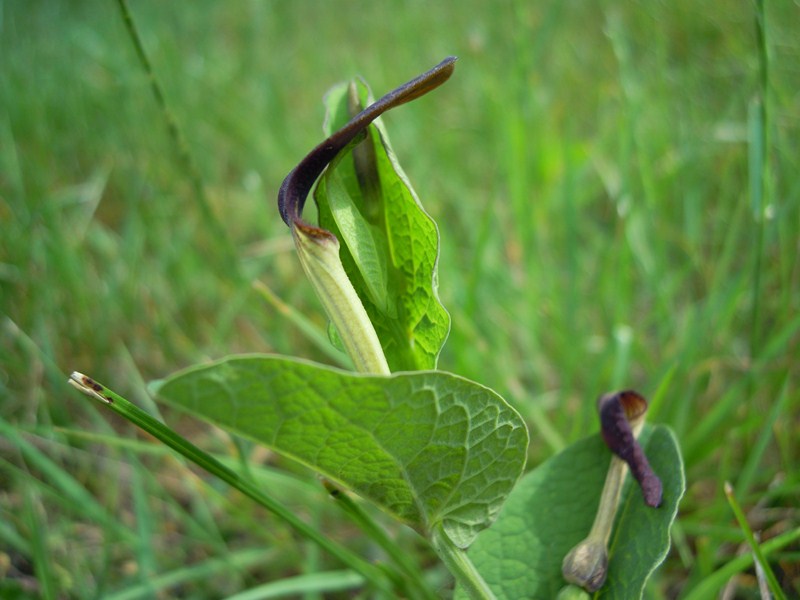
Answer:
xmin=724 ymin=482 xmax=787 ymax=600
xmin=68 ymin=373 xmax=395 ymax=595
xmin=324 ymin=482 xmax=438 ymax=600
xmin=748 ymin=0 xmax=769 ymax=362
xmin=115 ymin=0 xmax=239 ymax=274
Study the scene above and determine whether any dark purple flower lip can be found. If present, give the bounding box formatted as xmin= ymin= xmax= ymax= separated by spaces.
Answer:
xmin=562 ymin=390 xmax=664 ymax=591
xmin=277 ymin=57 xmax=457 ymax=231
xmin=598 ymin=390 xmax=663 ymax=508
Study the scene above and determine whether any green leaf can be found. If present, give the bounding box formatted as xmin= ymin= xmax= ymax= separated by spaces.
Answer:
xmin=314 ymin=80 xmax=451 ymax=372
xmin=460 ymin=425 xmax=684 ymax=599
xmin=317 ymin=141 xmax=394 ymax=318
xmin=153 ymin=355 xmax=528 ymax=548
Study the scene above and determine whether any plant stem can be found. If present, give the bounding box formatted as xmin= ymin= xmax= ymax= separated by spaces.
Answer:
xmin=67 ymin=372 xmax=394 ymax=596
xmin=431 ymin=525 xmax=496 ymax=600
xmin=561 ymin=456 xmax=628 ymax=592
xmin=589 ymin=456 xmax=628 ymax=546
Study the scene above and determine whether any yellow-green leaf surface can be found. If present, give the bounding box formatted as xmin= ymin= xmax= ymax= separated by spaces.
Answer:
xmin=153 ymin=355 xmax=528 ymax=547
xmin=459 ymin=426 xmax=684 ymax=599
xmin=314 ymin=80 xmax=450 ymax=372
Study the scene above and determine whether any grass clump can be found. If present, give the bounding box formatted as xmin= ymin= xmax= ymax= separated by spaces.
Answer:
xmin=1 ymin=1 xmax=798 ymax=597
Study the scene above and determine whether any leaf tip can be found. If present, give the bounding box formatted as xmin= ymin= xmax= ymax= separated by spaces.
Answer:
xmin=67 ymin=371 xmax=113 ymax=405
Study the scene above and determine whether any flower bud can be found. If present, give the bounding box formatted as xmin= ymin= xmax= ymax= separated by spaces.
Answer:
xmin=561 ymin=541 xmax=608 ymax=593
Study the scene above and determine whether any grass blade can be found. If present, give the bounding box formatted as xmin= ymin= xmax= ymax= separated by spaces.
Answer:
xmin=223 ymin=571 xmax=365 ymax=600
xmin=67 ymin=371 xmax=395 ymax=596
xmin=723 ymin=482 xmax=786 ymax=600
xmin=747 ymin=0 xmax=769 ymax=361
xmin=103 ymin=547 xmax=269 ymax=600
xmin=735 ymin=377 xmax=791 ymax=498
xmin=0 ymin=416 xmax=135 ymax=542
xmin=24 ymin=486 xmax=57 ymax=600
xmin=114 ymin=0 xmax=237 ymax=272
xmin=130 ymin=452 xmax=157 ymax=595
xmin=681 ymin=526 xmax=800 ymax=600
xmin=323 ymin=480 xmax=438 ymax=600
xmin=252 ymin=280 xmax=353 ymax=369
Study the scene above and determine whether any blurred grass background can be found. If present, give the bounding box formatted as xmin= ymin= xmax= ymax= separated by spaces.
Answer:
xmin=1 ymin=1 xmax=798 ymax=598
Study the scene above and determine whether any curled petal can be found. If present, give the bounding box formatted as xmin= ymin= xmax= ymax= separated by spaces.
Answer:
xmin=274 ymin=58 xmax=456 ymax=376
xmin=598 ymin=390 xmax=663 ymax=507
xmin=277 ymin=57 xmax=457 ymax=228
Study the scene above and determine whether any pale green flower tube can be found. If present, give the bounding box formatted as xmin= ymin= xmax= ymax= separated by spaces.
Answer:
xmin=292 ymin=223 xmax=390 ymax=375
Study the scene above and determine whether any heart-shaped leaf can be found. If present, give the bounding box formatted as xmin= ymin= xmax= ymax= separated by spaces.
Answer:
xmin=314 ymin=80 xmax=451 ymax=372
xmin=459 ymin=425 xmax=684 ymax=599
xmin=153 ymin=354 xmax=528 ymax=548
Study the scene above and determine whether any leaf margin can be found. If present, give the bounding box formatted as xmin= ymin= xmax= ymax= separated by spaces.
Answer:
xmin=151 ymin=353 xmax=528 ymax=548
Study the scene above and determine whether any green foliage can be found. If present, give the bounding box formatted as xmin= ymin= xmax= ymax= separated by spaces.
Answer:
xmin=459 ymin=426 xmax=684 ymax=599
xmin=153 ymin=355 xmax=528 ymax=549
xmin=315 ymin=80 xmax=451 ymax=371
xmin=2 ymin=1 xmax=798 ymax=598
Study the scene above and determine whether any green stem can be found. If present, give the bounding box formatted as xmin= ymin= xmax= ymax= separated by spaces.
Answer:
xmin=68 ymin=372 xmax=394 ymax=596
xmin=588 ymin=456 xmax=628 ymax=546
xmin=301 ymin=233 xmax=431 ymax=596
xmin=431 ymin=525 xmax=496 ymax=600
xmin=561 ymin=455 xmax=628 ymax=592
